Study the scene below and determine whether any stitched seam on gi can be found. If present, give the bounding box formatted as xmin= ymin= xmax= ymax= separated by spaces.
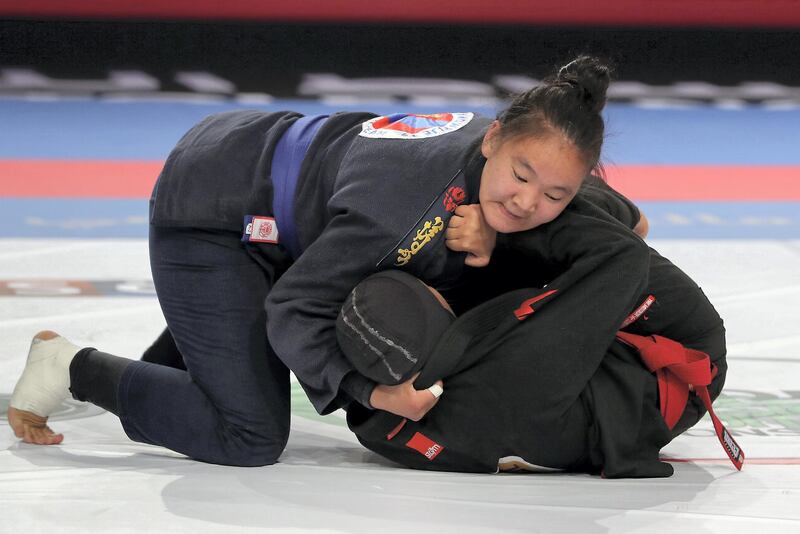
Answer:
xmin=342 ymin=288 xmax=419 ymax=381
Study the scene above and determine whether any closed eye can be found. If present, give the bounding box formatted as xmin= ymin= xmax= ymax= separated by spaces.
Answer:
xmin=545 ymin=193 xmax=564 ymax=202
xmin=514 ymin=170 xmax=528 ymax=183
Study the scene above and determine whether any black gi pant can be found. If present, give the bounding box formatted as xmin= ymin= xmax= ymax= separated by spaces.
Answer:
xmin=116 ymin=226 xmax=291 ymax=466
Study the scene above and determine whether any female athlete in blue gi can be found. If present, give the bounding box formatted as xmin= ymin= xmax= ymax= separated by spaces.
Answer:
xmin=9 ymin=56 xmax=655 ymax=467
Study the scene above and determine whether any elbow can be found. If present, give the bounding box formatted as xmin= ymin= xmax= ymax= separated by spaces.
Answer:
xmin=634 ymin=213 xmax=650 ymax=239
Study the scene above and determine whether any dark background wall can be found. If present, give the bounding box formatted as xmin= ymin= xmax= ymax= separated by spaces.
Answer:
xmin=2 ymin=20 xmax=799 ymax=94
xmin=2 ymin=0 xmax=799 ymax=101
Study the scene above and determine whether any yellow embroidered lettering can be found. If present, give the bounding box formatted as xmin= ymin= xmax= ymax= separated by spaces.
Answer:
xmin=395 ymin=216 xmax=444 ymax=266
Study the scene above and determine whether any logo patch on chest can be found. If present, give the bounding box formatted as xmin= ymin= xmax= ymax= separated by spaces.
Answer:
xmin=377 ymin=170 xmax=468 ymax=270
xmin=359 ymin=112 xmax=473 ymax=139
xmin=443 ymin=186 xmax=466 ymax=213
xmin=396 ymin=217 xmax=445 ymax=266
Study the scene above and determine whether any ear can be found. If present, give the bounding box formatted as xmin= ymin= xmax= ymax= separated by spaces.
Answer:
xmin=481 ymin=120 xmax=502 ymax=158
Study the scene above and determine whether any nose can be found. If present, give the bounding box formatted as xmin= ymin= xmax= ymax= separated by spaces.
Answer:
xmin=513 ymin=185 xmax=539 ymax=213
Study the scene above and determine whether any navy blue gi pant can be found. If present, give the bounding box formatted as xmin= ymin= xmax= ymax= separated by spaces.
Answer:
xmin=116 ymin=226 xmax=291 ymax=466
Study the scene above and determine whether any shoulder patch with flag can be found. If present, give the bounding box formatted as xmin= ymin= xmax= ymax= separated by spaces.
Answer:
xmin=359 ymin=112 xmax=473 ymax=139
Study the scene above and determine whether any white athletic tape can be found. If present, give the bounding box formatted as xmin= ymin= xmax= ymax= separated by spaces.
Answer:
xmin=10 ymin=334 xmax=79 ymax=417
xmin=427 ymin=384 xmax=444 ymax=399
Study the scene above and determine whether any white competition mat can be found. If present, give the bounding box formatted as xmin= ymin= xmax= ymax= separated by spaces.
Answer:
xmin=1 ymin=238 xmax=799 ymax=533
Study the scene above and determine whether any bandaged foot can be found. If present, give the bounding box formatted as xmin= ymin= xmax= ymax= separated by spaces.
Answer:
xmin=10 ymin=330 xmax=80 ymax=417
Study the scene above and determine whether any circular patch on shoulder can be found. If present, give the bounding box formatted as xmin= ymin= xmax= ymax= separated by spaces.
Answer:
xmin=359 ymin=112 xmax=474 ymax=139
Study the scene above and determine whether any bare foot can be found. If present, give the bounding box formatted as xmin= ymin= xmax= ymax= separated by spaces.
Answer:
xmin=7 ymin=406 xmax=64 ymax=445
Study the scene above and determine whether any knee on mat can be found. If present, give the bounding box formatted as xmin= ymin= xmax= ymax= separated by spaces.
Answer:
xmin=214 ymin=425 xmax=290 ymax=467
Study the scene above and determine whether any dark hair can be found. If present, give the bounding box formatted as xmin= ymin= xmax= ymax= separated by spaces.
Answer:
xmin=496 ymin=55 xmax=613 ymax=171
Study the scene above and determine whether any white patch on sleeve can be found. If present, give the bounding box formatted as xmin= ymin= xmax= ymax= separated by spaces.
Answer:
xmin=245 ymin=216 xmax=279 ymax=244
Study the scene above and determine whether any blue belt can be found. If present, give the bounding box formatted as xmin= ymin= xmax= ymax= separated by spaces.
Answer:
xmin=271 ymin=114 xmax=328 ymax=260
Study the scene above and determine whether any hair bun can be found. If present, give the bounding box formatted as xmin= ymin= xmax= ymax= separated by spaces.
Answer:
xmin=556 ymin=56 xmax=612 ymax=114
xmin=496 ymin=54 xmax=613 ymax=170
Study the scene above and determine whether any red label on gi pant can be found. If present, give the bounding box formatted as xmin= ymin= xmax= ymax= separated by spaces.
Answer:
xmin=406 ymin=432 xmax=444 ymax=461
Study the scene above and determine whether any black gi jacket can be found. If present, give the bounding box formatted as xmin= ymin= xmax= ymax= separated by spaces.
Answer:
xmin=151 ymin=110 xmax=490 ymax=414
xmin=347 ymin=187 xmax=727 ymax=478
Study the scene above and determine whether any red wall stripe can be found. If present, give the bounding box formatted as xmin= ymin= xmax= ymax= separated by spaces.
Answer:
xmin=1 ymin=160 xmax=799 ymax=200
xmin=1 ymin=0 xmax=799 ymax=27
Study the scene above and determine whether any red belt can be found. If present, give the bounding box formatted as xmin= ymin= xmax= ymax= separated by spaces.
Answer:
xmin=616 ymin=331 xmax=745 ymax=471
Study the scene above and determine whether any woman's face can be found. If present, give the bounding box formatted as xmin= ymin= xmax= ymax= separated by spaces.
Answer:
xmin=479 ymin=121 xmax=587 ymax=234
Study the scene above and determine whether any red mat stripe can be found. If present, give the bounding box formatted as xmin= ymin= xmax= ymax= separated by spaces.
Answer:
xmin=0 ymin=161 xmax=163 ymax=199
xmin=1 ymin=160 xmax=799 ymax=200
xmin=604 ymin=165 xmax=800 ymax=201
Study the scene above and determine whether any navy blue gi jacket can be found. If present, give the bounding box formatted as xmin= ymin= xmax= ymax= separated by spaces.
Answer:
xmin=150 ymin=110 xmax=488 ymax=414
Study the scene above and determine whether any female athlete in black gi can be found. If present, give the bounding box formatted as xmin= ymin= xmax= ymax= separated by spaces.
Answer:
xmin=9 ymin=56 xmax=651 ymax=467
xmin=338 ymin=185 xmax=736 ymax=478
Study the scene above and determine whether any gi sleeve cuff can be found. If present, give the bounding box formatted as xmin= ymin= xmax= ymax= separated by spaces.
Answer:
xmin=339 ymin=371 xmax=376 ymax=410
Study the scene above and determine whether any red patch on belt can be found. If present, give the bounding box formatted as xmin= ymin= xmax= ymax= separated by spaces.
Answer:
xmin=406 ymin=432 xmax=444 ymax=460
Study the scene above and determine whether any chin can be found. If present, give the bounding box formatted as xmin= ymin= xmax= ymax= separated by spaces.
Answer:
xmin=487 ymin=211 xmax=526 ymax=234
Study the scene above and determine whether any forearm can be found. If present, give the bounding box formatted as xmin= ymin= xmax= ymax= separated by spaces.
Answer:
xmin=340 ymin=372 xmax=375 ymax=409
xmin=369 ymin=376 xmax=444 ymax=421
